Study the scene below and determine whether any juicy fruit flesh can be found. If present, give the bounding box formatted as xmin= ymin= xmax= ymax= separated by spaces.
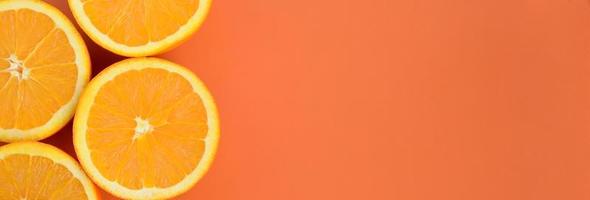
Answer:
xmin=0 ymin=154 xmax=88 ymax=199
xmin=87 ymin=68 xmax=208 ymax=189
xmin=82 ymin=0 xmax=200 ymax=46
xmin=0 ymin=9 xmax=77 ymax=130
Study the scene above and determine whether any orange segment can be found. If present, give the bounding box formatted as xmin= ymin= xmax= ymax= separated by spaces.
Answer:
xmin=0 ymin=76 xmax=19 ymax=129
xmin=24 ymin=29 xmax=76 ymax=68
xmin=14 ymin=8 xmax=55 ymax=60
xmin=68 ymin=0 xmax=211 ymax=56
xmin=0 ymin=60 xmax=9 ymax=70
xmin=0 ymin=142 xmax=99 ymax=199
xmin=0 ymin=0 xmax=90 ymax=142
xmin=0 ymin=10 xmax=15 ymax=58
xmin=74 ymin=57 xmax=219 ymax=199
xmin=15 ymin=79 xmax=62 ymax=130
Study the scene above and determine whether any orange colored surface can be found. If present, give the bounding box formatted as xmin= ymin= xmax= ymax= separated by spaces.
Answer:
xmin=9 ymin=0 xmax=590 ymax=199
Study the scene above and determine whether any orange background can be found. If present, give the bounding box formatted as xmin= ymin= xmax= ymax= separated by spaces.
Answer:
xmin=14 ymin=0 xmax=590 ymax=199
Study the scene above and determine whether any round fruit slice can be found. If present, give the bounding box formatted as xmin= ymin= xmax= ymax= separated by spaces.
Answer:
xmin=68 ymin=0 xmax=211 ymax=57
xmin=74 ymin=57 xmax=219 ymax=199
xmin=0 ymin=0 xmax=91 ymax=142
xmin=0 ymin=142 xmax=99 ymax=199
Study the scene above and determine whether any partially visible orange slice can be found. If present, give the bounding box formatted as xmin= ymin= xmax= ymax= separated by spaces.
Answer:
xmin=74 ymin=57 xmax=219 ymax=199
xmin=68 ymin=0 xmax=212 ymax=57
xmin=0 ymin=0 xmax=91 ymax=142
xmin=0 ymin=142 xmax=99 ymax=199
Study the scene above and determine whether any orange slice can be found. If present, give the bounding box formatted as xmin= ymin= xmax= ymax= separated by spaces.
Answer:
xmin=68 ymin=0 xmax=212 ymax=57
xmin=0 ymin=0 xmax=91 ymax=142
xmin=0 ymin=142 xmax=99 ymax=199
xmin=74 ymin=57 xmax=219 ymax=199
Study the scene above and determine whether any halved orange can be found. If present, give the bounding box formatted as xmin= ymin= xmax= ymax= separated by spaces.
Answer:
xmin=0 ymin=0 xmax=91 ymax=142
xmin=68 ymin=0 xmax=212 ymax=57
xmin=74 ymin=57 xmax=219 ymax=199
xmin=0 ymin=142 xmax=99 ymax=199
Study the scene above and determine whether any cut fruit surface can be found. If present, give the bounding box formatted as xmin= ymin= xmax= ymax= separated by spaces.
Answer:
xmin=0 ymin=142 xmax=99 ymax=200
xmin=68 ymin=0 xmax=211 ymax=57
xmin=0 ymin=0 xmax=91 ymax=142
xmin=74 ymin=57 xmax=219 ymax=199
